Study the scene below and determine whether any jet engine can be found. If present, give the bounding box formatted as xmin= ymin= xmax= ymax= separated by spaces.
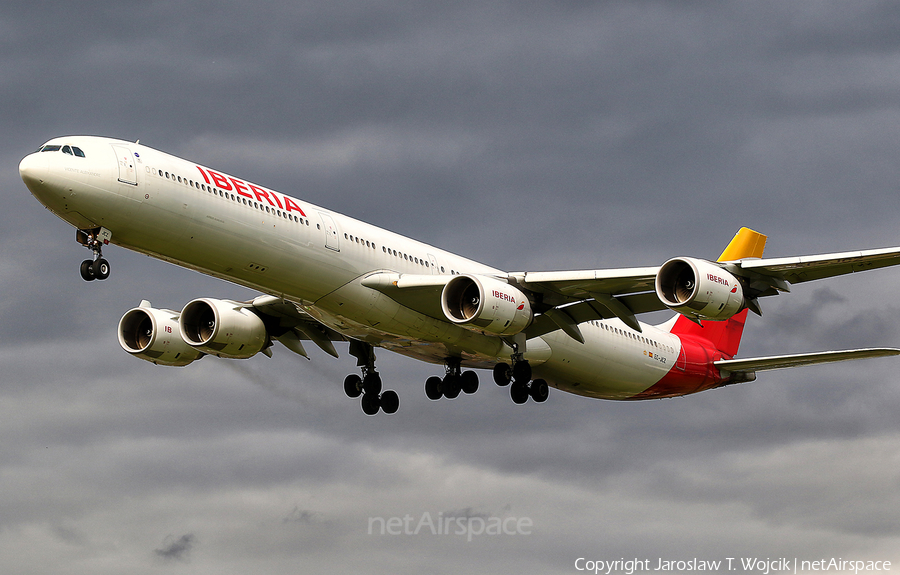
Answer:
xmin=441 ymin=274 xmax=532 ymax=336
xmin=655 ymin=257 xmax=745 ymax=321
xmin=117 ymin=303 xmax=203 ymax=366
xmin=179 ymin=298 xmax=269 ymax=358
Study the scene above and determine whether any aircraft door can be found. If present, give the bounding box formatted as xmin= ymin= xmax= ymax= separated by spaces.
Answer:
xmin=111 ymin=144 xmax=138 ymax=186
xmin=319 ymin=212 xmax=340 ymax=252
xmin=428 ymin=254 xmax=439 ymax=274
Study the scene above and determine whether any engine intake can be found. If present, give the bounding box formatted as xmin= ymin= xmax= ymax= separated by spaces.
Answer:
xmin=656 ymin=257 xmax=745 ymax=321
xmin=441 ymin=275 xmax=532 ymax=336
xmin=179 ymin=298 xmax=269 ymax=358
xmin=117 ymin=304 xmax=203 ymax=366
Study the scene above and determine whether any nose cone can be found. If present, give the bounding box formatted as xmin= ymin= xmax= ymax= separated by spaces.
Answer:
xmin=20 ymin=151 xmax=65 ymax=215
xmin=19 ymin=152 xmax=47 ymax=192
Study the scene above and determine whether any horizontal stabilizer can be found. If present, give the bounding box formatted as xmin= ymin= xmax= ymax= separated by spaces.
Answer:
xmin=715 ymin=348 xmax=900 ymax=374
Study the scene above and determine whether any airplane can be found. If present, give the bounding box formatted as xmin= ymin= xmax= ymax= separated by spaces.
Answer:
xmin=19 ymin=135 xmax=900 ymax=415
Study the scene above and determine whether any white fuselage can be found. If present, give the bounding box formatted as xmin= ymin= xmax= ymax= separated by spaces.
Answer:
xmin=20 ymin=136 xmax=688 ymax=400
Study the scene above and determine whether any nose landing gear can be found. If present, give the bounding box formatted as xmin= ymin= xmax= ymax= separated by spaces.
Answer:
xmin=77 ymin=227 xmax=112 ymax=281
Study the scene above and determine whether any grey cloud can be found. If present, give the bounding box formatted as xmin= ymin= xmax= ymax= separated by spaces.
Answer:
xmin=5 ymin=1 xmax=900 ymax=573
xmin=154 ymin=533 xmax=196 ymax=562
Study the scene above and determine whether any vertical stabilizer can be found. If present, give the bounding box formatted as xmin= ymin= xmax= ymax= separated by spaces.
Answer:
xmin=667 ymin=228 xmax=767 ymax=357
xmin=717 ymin=227 xmax=766 ymax=261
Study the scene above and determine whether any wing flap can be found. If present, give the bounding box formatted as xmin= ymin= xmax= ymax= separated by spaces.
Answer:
xmin=250 ymin=295 xmax=345 ymax=357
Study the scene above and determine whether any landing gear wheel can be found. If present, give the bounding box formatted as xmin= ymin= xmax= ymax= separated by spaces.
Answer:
xmin=493 ymin=363 xmax=512 ymax=386
xmin=510 ymin=380 xmax=529 ymax=404
xmin=380 ymin=390 xmax=399 ymax=414
xmin=344 ymin=374 xmax=363 ymax=398
xmin=363 ymin=372 xmax=382 ymax=396
xmin=512 ymin=361 xmax=532 ymax=383
xmin=461 ymin=370 xmax=479 ymax=394
xmin=361 ymin=393 xmax=381 ymax=415
xmin=425 ymin=376 xmax=442 ymax=400
xmin=92 ymin=258 xmax=110 ymax=280
xmin=442 ymin=374 xmax=461 ymax=399
xmin=80 ymin=259 xmax=96 ymax=282
xmin=530 ymin=379 xmax=549 ymax=403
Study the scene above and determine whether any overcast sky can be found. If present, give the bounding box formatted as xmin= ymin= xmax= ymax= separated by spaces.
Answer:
xmin=3 ymin=1 xmax=900 ymax=573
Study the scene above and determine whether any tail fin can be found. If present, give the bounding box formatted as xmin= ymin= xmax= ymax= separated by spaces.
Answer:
xmin=666 ymin=228 xmax=767 ymax=357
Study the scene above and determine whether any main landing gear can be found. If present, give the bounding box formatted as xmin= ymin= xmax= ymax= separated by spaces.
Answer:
xmin=492 ymin=360 xmax=549 ymax=404
xmin=343 ymin=341 xmax=399 ymax=415
xmin=76 ymin=227 xmax=111 ymax=282
xmin=424 ymin=358 xmax=479 ymax=401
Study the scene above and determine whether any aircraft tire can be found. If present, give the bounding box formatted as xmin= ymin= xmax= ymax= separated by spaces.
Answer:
xmin=425 ymin=376 xmax=442 ymax=400
xmin=93 ymin=258 xmax=110 ymax=280
xmin=344 ymin=374 xmax=363 ymax=398
xmin=442 ymin=374 xmax=461 ymax=399
xmin=510 ymin=381 xmax=529 ymax=404
xmin=461 ymin=370 xmax=479 ymax=394
xmin=512 ymin=361 xmax=532 ymax=383
xmin=380 ymin=390 xmax=399 ymax=414
xmin=493 ymin=363 xmax=512 ymax=386
xmin=530 ymin=379 xmax=549 ymax=403
xmin=363 ymin=372 xmax=382 ymax=396
xmin=80 ymin=259 xmax=95 ymax=281
xmin=361 ymin=393 xmax=381 ymax=415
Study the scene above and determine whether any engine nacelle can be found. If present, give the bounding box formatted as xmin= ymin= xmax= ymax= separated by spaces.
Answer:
xmin=655 ymin=257 xmax=745 ymax=321
xmin=117 ymin=303 xmax=203 ymax=367
xmin=179 ymin=298 xmax=269 ymax=359
xmin=441 ymin=274 xmax=532 ymax=336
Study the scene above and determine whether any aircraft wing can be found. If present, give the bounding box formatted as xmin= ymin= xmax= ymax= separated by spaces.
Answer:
xmin=358 ymin=244 xmax=900 ymax=339
xmin=715 ymin=348 xmax=900 ymax=375
xmin=512 ymin=267 xmax=662 ymax=333
xmin=360 ymin=272 xmax=451 ymax=321
xmin=512 ymin=246 xmax=900 ymax=331
xmin=514 ymin=246 xmax=900 ymax=303
xmin=728 ymin=246 xmax=900 ymax=286
xmin=514 ymin=267 xmax=659 ymax=299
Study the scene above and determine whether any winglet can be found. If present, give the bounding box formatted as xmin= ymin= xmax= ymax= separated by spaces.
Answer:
xmin=718 ymin=227 xmax=767 ymax=262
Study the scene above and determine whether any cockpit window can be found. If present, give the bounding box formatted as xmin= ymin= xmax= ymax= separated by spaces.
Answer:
xmin=38 ymin=144 xmax=85 ymax=157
